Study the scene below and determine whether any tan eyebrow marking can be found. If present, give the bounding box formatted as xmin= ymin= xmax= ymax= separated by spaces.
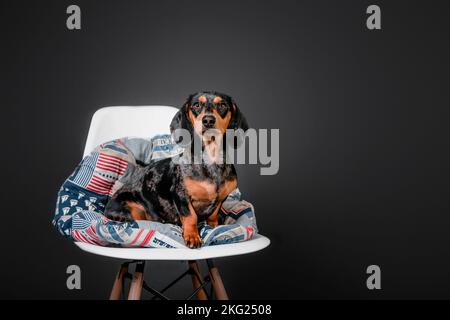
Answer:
xmin=198 ymin=95 xmax=207 ymax=103
xmin=213 ymin=96 xmax=223 ymax=104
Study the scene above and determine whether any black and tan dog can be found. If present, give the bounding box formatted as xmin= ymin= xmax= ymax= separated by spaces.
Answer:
xmin=104 ymin=91 xmax=248 ymax=248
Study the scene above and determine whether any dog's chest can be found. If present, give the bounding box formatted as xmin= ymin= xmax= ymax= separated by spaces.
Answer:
xmin=178 ymin=163 xmax=237 ymax=216
xmin=183 ymin=177 xmax=236 ymax=202
xmin=183 ymin=176 xmax=237 ymax=216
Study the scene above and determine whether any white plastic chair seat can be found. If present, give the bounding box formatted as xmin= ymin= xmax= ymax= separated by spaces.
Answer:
xmin=75 ymin=234 xmax=270 ymax=260
xmin=83 ymin=106 xmax=179 ymax=157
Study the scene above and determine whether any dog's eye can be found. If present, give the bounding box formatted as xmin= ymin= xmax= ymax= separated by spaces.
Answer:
xmin=217 ymin=103 xmax=228 ymax=113
xmin=191 ymin=102 xmax=202 ymax=111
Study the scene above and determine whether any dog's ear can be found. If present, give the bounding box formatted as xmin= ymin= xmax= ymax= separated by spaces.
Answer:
xmin=228 ymin=101 xmax=249 ymax=131
xmin=170 ymin=95 xmax=194 ymax=144
xmin=227 ymin=101 xmax=249 ymax=150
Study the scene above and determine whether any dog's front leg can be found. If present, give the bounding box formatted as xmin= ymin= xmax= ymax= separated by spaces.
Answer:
xmin=180 ymin=201 xmax=202 ymax=248
xmin=207 ymin=202 xmax=223 ymax=228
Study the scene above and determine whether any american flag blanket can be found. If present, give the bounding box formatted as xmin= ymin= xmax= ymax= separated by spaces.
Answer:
xmin=52 ymin=135 xmax=258 ymax=248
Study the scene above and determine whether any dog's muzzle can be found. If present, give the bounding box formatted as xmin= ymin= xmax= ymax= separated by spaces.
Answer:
xmin=202 ymin=115 xmax=216 ymax=128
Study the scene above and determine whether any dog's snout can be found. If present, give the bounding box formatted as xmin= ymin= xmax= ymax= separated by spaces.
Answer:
xmin=202 ymin=115 xmax=216 ymax=127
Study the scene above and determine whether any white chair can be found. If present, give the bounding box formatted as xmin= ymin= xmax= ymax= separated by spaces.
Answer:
xmin=75 ymin=106 xmax=270 ymax=300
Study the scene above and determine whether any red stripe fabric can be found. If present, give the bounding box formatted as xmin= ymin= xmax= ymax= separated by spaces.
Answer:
xmin=129 ymin=229 xmax=144 ymax=246
xmin=97 ymin=157 xmax=128 ymax=168
xmin=98 ymin=158 xmax=128 ymax=168
xmin=140 ymin=230 xmax=155 ymax=246
xmin=97 ymin=163 xmax=126 ymax=174
xmin=88 ymin=182 xmax=109 ymax=192
xmin=99 ymin=153 xmax=129 ymax=165
xmin=86 ymin=182 xmax=110 ymax=194
xmin=91 ymin=176 xmax=113 ymax=187
xmin=73 ymin=230 xmax=96 ymax=245
xmin=221 ymin=207 xmax=243 ymax=214
xmin=78 ymin=231 xmax=96 ymax=245
xmin=86 ymin=226 xmax=99 ymax=242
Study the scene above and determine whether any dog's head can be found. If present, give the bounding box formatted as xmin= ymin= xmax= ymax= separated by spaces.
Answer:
xmin=170 ymin=91 xmax=248 ymax=144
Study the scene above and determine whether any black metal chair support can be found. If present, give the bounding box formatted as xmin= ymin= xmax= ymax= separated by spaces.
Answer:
xmin=118 ymin=260 xmax=216 ymax=300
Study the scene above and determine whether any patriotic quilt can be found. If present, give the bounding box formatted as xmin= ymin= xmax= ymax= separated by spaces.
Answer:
xmin=52 ymin=135 xmax=258 ymax=248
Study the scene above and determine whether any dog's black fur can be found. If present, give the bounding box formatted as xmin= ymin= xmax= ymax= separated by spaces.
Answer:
xmin=104 ymin=91 xmax=248 ymax=247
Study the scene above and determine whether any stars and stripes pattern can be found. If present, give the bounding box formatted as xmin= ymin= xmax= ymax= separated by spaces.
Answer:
xmin=125 ymin=229 xmax=156 ymax=247
xmin=70 ymin=151 xmax=128 ymax=196
xmin=54 ymin=137 xmax=258 ymax=248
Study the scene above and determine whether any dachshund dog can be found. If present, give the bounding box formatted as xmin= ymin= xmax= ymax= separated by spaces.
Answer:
xmin=104 ymin=91 xmax=248 ymax=248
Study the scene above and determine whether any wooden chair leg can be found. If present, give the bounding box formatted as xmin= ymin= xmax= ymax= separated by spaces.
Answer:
xmin=207 ymin=259 xmax=229 ymax=300
xmin=128 ymin=261 xmax=145 ymax=300
xmin=188 ymin=260 xmax=208 ymax=300
xmin=109 ymin=263 xmax=129 ymax=300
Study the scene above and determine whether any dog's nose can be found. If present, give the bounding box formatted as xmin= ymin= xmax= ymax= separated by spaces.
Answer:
xmin=202 ymin=115 xmax=216 ymax=127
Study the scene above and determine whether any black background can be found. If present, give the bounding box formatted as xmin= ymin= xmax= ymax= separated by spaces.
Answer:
xmin=1 ymin=0 xmax=450 ymax=299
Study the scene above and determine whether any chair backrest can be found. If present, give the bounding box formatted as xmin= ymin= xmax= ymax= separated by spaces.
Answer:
xmin=83 ymin=106 xmax=179 ymax=157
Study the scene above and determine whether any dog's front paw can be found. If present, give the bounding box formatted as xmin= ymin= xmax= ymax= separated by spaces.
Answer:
xmin=183 ymin=228 xmax=202 ymax=248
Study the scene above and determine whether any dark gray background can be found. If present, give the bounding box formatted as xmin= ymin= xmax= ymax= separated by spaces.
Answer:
xmin=1 ymin=0 xmax=450 ymax=299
